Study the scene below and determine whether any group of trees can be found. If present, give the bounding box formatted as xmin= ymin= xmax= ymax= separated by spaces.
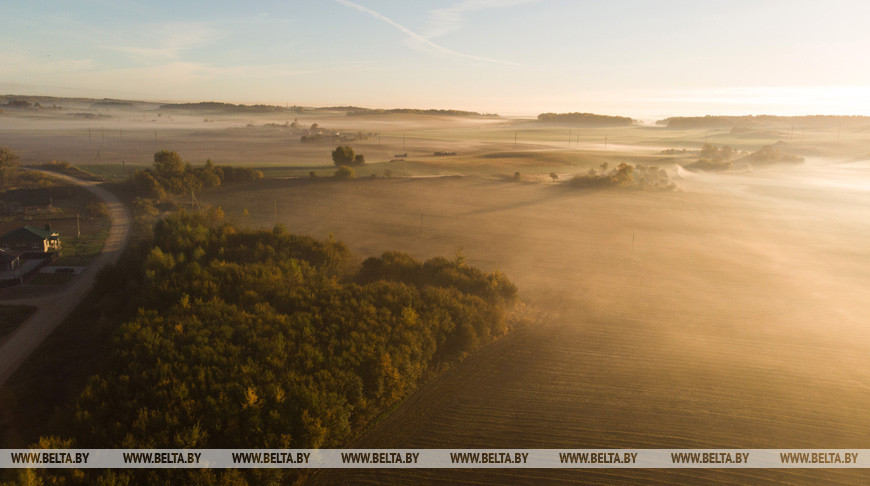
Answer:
xmin=131 ymin=151 xmax=263 ymax=199
xmin=10 ymin=212 xmax=517 ymax=485
xmin=537 ymin=112 xmax=634 ymax=126
xmin=570 ymin=162 xmax=634 ymax=187
xmin=344 ymin=108 xmax=498 ymax=118
xmin=684 ymin=142 xmax=802 ymax=172
xmin=684 ymin=143 xmax=737 ymax=171
xmin=742 ymin=142 xmax=804 ymax=165
xmin=158 ymin=102 xmax=303 ymax=114
xmin=568 ymin=162 xmax=672 ymax=190
xmin=657 ymin=114 xmax=870 ymax=129
xmin=331 ymin=146 xmax=365 ymax=166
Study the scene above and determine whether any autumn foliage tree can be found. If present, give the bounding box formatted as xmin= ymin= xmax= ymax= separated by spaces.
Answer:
xmin=16 ymin=211 xmax=518 ymax=485
xmin=131 ymin=151 xmax=262 ymax=199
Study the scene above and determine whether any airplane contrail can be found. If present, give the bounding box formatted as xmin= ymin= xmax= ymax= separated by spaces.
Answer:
xmin=333 ymin=0 xmax=520 ymax=66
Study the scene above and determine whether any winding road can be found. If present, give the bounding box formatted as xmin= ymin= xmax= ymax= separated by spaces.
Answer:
xmin=0 ymin=171 xmax=130 ymax=386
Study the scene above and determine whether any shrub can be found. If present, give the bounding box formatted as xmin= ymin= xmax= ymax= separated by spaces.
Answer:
xmin=334 ymin=166 xmax=355 ymax=179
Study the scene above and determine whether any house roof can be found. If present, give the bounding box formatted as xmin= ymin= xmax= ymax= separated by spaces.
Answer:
xmin=0 ymin=225 xmax=60 ymax=242
xmin=0 ymin=248 xmax=19 ymax=263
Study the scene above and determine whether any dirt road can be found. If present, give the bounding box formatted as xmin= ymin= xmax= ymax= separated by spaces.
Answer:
xmin=0 ymin=171 xmax=130 ymax=386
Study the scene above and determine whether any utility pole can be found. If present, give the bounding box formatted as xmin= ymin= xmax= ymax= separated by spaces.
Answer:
xmin=154 ymin=130 xmax=158 ymax=143
xmin=514 ymin=131 xmax=517 ymax=146
xmin=76 ymin=213 xmax=81 ymax=239
xmin=604 ymin=135 xmax=608 ymax=150
xmin=101 ymin=126 xmax=104 ymax=142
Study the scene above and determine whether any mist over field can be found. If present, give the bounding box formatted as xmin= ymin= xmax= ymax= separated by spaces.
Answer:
xmin=1 ymin=99 xmax=868 ymax=484
xmin=3 ymin=0 xmax=870 ymax=483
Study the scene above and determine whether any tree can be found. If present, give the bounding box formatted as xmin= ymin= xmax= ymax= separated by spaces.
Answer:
xmin=0 ymin=145 xmax=19 ymax=187
xmin=153 ymin=150 xmax=185 ymax=177
xmin=199 ymin=159 xmax=222 ymax=189
xmin=549 ymin=172 xmax=559 ymax=182
xmin=332 ymin=146 xmax=355 ymax=166
xmin=353 ymin=154 xmax=365 ymax=165
xmin=613 ymin=162 xmax=633 ymax=185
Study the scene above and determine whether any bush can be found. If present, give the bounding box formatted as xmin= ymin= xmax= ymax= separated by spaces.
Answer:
xmin=334 ymin=166 xmax=355 ymax=179
xmin=86 ymin=202 xmax=109 ymax=219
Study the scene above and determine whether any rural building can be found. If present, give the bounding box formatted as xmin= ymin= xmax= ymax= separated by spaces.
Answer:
xmin=0 ymin=225 xmax=61 ymax=256
xmin=0 ymin=248 xmax=20 ymax=272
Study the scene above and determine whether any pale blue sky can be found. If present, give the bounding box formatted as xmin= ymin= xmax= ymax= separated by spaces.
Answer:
xmin=2 ymin=0 xmax=869 ymax=117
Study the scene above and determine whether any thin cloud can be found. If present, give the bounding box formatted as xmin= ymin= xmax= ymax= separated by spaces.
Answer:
xmin=333 ymin=0 xmax=519 ymax=66
xmin=104 ymin=21 xmax=222 ymax=62
xmin=422 ymin=0 xmax=539 ymax=40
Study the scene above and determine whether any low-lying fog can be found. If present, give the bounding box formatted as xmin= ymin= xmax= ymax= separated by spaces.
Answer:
xmin=275 ymin=155 xmax=868 ymax=484
xmin=207 ymin=155 xmax=869 ymax=472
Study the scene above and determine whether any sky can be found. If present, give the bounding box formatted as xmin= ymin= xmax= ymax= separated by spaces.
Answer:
xmin=2 ymin=0 xmax=870 ymax=118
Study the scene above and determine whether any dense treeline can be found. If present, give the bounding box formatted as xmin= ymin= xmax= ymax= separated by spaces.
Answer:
xmin=6 ymin=212 xmax=518 ymax=485
xmin=537 ymin=112 xmax=634 ymax=126
xmin=657 ymin=114 xmax=870 ymax=128
xmin=345 ymin=107 xmax=498 ymax=118
xmin=158 ymin=102 xmax=304 ymax=113
xmin=684 ymin=142 xmax=802 ymax=171
xmin=741 ymin=142 xmax=803 ymax=165
xmin=569 ymin=162 xmax=672 ymax=190
xmin=131 ymin=150 xmax=263 ymax=199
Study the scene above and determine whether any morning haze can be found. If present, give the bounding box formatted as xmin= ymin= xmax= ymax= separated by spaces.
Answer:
xmin=0 ymin=1 xmax=868 ymax=485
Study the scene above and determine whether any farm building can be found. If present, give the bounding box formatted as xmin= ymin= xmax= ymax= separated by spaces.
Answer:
xmin=0 ymin=225 xmax=61 ymax=256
